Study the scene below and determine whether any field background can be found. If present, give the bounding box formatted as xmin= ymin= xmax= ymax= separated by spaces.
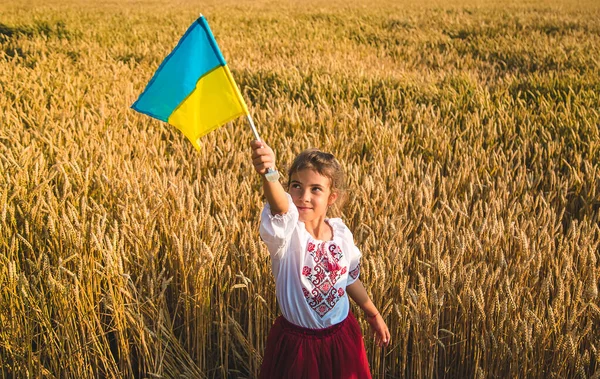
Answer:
xmin=1 ymin=0 xmax=599 ymax=377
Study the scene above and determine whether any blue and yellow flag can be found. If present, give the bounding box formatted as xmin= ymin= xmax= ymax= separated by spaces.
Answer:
xmin=132 ymin=15 xmax=248 ymax=150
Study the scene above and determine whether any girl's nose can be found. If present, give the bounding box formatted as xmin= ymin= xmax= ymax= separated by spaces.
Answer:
xmin=301 ymin=190 xmax=311 ymax=202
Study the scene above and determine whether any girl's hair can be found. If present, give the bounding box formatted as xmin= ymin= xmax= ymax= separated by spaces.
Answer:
xmin=287 ymin=148 xmax=347 ymax=208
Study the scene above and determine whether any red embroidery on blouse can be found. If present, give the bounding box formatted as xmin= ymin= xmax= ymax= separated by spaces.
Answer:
xmin=349 ymin=263 xmax=360 ymax=280
xmin=302 ymin=241 xmax=349 ymax=318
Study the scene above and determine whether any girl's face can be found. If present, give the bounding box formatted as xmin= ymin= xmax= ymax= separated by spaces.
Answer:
xmin=289 ymin=169 xmax=338 ymax=223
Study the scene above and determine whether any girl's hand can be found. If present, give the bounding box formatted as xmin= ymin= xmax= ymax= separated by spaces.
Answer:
xmin=250 ymin=140 xmax=276 ymax=176
xmin=367 ymin=313 xmax=390 ymax=347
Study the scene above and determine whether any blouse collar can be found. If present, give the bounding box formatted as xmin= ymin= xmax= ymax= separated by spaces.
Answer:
xmin=301 ymin=218 xmax=345 ymax=243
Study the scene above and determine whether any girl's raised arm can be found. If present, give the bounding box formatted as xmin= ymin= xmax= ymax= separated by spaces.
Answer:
xmin=250 ymin=140 xmax=289 ymax=215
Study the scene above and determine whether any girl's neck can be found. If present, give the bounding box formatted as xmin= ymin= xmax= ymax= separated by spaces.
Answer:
xmin=303 ymin=216 xmax=333 ymax=241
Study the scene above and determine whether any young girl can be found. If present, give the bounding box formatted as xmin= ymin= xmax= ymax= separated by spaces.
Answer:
xmin=250 ymin=140 xmax=390 ymax=378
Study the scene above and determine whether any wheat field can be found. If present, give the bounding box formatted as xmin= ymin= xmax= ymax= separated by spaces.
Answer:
xmin=1 ymin=0 xmax=599 ymax=377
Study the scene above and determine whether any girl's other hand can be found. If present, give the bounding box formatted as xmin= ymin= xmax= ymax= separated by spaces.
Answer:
xmin=250 ymin=140 xmax=276 ymax=176
xmin=367 ymin=314 xmax=391 ymax=348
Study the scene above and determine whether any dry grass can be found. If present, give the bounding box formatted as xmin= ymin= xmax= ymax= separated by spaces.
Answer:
xmin=1 ymin=0 xmax=599 ymax=377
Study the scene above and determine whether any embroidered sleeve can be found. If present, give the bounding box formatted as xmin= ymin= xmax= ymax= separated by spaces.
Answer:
xmin=259 ymin=193 xmax=298 ymax=259
xmin=347 ymin=245 xmax=362 ymax=285
xmin=336 ymin=222 xmax=362 ymax=285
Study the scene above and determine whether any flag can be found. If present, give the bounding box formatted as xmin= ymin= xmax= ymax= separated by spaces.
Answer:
xmin=131 ymin=15 xmax=249 ymax=150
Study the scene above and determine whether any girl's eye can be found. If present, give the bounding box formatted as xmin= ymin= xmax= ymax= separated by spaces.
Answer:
xmin=312 ymin=187 xmax=322 ymax=192
xmin=291 ymin=184 xmax=301 ymax=189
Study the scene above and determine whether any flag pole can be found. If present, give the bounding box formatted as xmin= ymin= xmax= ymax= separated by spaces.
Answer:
xmin=246 ymin=114 xmax=278 ymax=179
xmin=246 ymin=114 xmax=261 ymax=141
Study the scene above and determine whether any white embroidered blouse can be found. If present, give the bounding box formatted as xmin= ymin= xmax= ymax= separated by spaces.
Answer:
xmin=260 ymin=194 xmax=362 ymax=329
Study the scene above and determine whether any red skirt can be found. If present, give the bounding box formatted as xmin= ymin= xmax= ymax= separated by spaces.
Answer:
xmin=259 ymin=312 xmax=372 ymax=379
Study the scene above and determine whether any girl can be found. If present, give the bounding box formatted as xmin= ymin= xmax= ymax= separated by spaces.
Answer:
xmin=251 ymin=140 xmax=390 ymax=378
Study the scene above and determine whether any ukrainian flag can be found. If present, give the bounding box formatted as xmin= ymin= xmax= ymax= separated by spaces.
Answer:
xmin=132 ymin=15 xmax=249 ymax=150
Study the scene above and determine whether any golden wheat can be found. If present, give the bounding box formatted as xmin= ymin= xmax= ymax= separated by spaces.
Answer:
xmin=1 ymin=0 xmax=599 ymax=377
